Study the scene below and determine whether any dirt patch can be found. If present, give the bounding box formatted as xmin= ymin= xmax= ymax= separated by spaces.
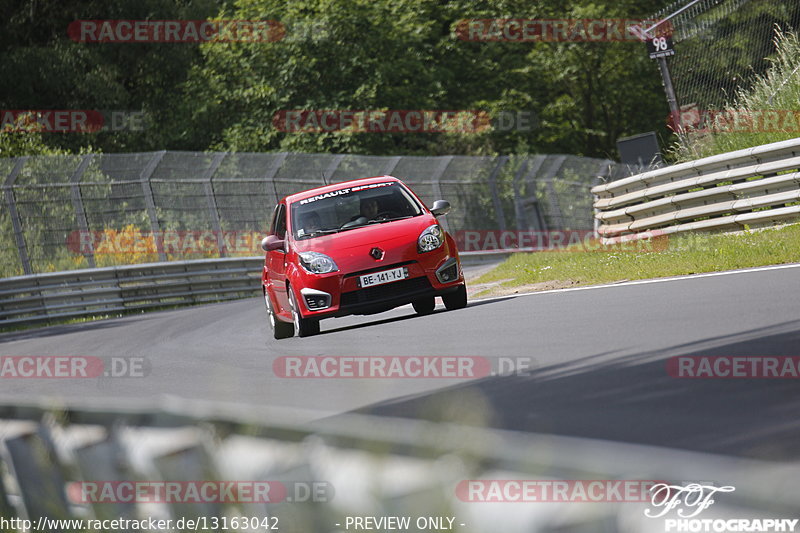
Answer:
xmin=468 ymin=279 xmax=581 ymax=299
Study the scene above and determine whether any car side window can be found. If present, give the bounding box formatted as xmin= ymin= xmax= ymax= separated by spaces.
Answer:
xmin=269 ymin=204 xmax=280 ymax=236
xmin=273 ymin=204 xmax=287 ymax=240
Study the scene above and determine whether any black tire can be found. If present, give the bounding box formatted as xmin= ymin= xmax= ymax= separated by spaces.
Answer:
xmin=265 ymin=290 xmax=294 ymax=339
xmin=443 ymin=284 xmax=468 ymax=310
xmin=289 ymin=287 xmax=320 ymax=337
xmin=412 ymin=296 xmax=436 ymax=315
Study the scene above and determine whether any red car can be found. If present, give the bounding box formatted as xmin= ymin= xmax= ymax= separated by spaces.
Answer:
xmin=261 ymin=176 xmax=467 ymax=339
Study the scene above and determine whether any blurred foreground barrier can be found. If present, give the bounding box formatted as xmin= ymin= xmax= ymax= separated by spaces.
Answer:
xmin=592 ymin=138 xmax=800 ymax=243
xmin=0 ymin=400 xmax=798 ymax=533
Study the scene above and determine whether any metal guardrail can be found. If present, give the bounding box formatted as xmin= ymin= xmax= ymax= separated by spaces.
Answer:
xmin=592 ymin=138 xmax=800 ymax=242
xmin=0 ymin=253 xmax=501 ymax=328
xmin=0 ymin=400 xmax=797 ymax=530
xmin=0 ymin=257 xmax=264 ymax=327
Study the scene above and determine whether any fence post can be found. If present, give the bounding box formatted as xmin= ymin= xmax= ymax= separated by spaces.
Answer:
xmin=542 ymin=155 xmax=567 ymax=230
xmin=69 ymin=154 xmax=96 ymax=268
xmin=487 ymin=156 xmax=509 ymax=231
xmin=431 ymin=156 xmax=453 ymax=232
xmin=3 ymin=157 xmax=32 ymax=275
xmin=382 ymin=156 xmax=401 ymax=176
xmin=140 ymin=151 xmax=166 ymax=262
xmin=514 ymin=155 xmax=547 ymax=232
xmin=263 ymin=152 xmax=288 ymax=205
xmin=324 ymin=153 xmax=345 ymax=183
xmin=202 ymin=152 xmax=228 ymax=257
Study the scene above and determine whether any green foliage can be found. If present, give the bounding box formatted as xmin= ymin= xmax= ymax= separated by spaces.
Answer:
xmin=668 ymin=29 xmax=800 ymax=161
xmin=180 ymin=0 xmax=671 ymax=159
xmin=0 ymin=0 xmax=674 ymax=158
xmin=0 ymin=0 xmax=221 ymax=153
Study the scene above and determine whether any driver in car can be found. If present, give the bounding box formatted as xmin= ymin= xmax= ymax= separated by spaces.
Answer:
xmin=300 ymin=211 xmax=322 ymax=235
xmin=359 ymin=198 xmax=379 ymax=220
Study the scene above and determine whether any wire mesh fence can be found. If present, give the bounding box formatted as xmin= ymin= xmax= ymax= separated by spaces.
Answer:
xmin=1 ymin=151 xmax=616 ymax=277
xmin=651 ymin=0 xmax=800 ymax=115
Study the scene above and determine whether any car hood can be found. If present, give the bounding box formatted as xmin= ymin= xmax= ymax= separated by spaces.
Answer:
xmin=291 ymin=215 xmax=437 ymax=267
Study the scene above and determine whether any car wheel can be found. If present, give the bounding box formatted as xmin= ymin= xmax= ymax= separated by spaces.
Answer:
xmin=412 ymin=296 xmax=435 ymax=315
xmin=443 ymin=284 xmax=468 ymax=310
xmin=265 ymin=289 xmax=294 ymax=339
xmin=289 ymin=287 xmax=320 ymax=337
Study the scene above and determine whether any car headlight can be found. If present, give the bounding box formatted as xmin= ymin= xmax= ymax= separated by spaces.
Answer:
xmin=298 ymin=251 xmax=338 ymax=274
xmin=418 ymin=224 xmax=443 ymax=253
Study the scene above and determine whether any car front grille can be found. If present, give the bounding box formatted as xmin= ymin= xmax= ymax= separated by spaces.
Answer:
xmin=340 ymin=276 xmax=433 ymax=308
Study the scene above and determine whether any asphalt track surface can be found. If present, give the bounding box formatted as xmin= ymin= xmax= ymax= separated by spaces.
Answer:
xmin=1 ymin=262 xmax=799 ymax=461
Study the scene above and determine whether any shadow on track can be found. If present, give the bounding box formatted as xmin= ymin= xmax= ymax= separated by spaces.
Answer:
xmin=355 ymin=320 xmax=800 ymax=461
xmin=317 ymin=297 xmax=518 ymax=336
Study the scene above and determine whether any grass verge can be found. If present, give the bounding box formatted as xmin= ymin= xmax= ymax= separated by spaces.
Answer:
xmin=471 ymin=224 xmax=800 ymax=297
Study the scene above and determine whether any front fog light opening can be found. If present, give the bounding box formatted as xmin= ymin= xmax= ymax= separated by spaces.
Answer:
xmin=436 ymin=258 xmax=459 ymax=283
xmin=301 ymin=288 xmax=331 ymax=310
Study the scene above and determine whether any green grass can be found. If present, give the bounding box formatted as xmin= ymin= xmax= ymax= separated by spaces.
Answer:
xmin=474 ymin=224 xmax=800 ymax=292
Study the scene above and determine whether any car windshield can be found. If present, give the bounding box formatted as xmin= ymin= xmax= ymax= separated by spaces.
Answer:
xmin=290 ymin=181 xmax=423 ymax=239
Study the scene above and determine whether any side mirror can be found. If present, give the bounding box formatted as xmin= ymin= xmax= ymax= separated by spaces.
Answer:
xmin=261 ymin=235 xmax=285 ymax=252
xmin=430 ymin=200 xmax=451 ymax=217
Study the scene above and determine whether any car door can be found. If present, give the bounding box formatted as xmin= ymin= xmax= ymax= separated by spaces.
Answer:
xmin=265 ymin=202 xmax=291 ymax=316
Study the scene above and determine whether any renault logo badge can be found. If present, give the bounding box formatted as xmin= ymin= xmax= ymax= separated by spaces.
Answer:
xmin=370 ymin=247 xmax=384 ymax=260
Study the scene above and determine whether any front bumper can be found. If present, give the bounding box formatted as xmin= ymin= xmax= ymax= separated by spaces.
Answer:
xmin=294 ymin=254 xmax=464 ymax=319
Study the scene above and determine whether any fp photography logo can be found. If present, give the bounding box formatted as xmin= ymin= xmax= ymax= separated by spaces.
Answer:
xmin=645 ymin=483 xmax=799 ymax=532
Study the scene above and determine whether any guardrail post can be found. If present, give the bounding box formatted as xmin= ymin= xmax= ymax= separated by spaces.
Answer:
xmin=3 ymin=157 xmax=32 ymax=275
xmin=487 ymin=156 xmax=509 ymax=231
xmin=73 ymin=433 xmax=135 ymax=519
xmin=3 ymin=426 xmax=70 ymax=525
xmin=69 ymin=154 xmax=96 ymax=268
xmin=203 ymin=152 xmax=228 ymax=257
xmin=592 ymin=160 xmax=613 ymax=236
xmin=140 ymin=151 xmax=167 ymax=262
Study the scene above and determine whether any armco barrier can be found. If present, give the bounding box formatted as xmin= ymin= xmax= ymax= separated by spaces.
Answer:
xmin=0 ymin=257 xmax=264 ymax=327
xmin=592 ymin=138 xmax=800 ymax=243
xmin=0 ymin=400 xmax=797 ymax=529
xmin=0 ymin=253 xmax=499 ymax=328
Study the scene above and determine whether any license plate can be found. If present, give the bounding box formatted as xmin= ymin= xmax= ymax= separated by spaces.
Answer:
xmin=359 ymin=267 xmax=407 ymax=288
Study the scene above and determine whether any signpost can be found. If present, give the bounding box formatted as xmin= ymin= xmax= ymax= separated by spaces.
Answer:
xmin=647 ymin=36 xmax=675 ymax=59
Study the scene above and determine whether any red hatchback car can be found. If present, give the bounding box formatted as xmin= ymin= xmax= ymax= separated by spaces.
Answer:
xmin=261 ymin=176 xmax=467 ymax=339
